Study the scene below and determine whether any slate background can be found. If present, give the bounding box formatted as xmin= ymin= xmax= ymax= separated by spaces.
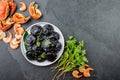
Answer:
xmin=0 ymin=0 xmax=120 ymax=80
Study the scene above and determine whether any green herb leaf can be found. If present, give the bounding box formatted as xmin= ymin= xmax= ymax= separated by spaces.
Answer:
xmin=24 ymin=43 xmax=28 ymax=51
xmin=37 ymin=57 xmax=42 ymax=61
xmin=45 ymin=39 xmax=51 ymax=46
xmin=41 ymin=52 xmax=46 ymax=59
xmin=23 ymin=31 xmax=28 ymax=42
xmin=36 ymin=36 xmax=40 ymax=47
xmin=69 ymin=36 xmax=73 ymax=39
xmin=23 ymin=31 xmax=28 ymax=52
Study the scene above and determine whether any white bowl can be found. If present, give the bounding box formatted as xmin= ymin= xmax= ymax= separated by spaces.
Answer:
xmin=21 ymin=22 xmax=64 ymax=66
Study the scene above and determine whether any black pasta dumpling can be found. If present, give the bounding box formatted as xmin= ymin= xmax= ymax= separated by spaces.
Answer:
xmin=50 ymin=40 xmax=57 ymax=47
xmin=49 ymin=41 xmax=62 ymax=53
xmin=30 ymin=25 xmax=43 ymax=36
xmin=25 ymin=34 xmax=36 ymax=46
xmin=39 ymin=33 xmax=45 ymax=41
xmin=48 ymin=32 xmax=60 ymax=40
xmin=55 ymin=42 xmax=62 ymax=52
xmin=41 ymin=39 xmax=52 ymax=52
xmin=46 ymin=52 xmax=57 ymax=61
xmin=43 ymin=24 xmax=54 ymax=35
xmin=35 ymin=48 xmax=44 ymax=56
xmin=26 ymin=50 xmax=36 ymax=60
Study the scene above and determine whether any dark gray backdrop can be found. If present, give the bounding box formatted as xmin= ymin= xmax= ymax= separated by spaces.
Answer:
xmin=0 ymin=0 xmax=120 ymax=80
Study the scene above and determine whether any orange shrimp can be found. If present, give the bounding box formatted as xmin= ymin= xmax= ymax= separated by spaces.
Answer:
xmin=13 ymin=13 xmax=30 ymax=24
xmin=13 ymin=23 xmax=21 ymax=34
xmin=84 ymin=64 xmax=89 ymax=67
xmin=10 ymin=38 xmax=21 ymax=49
xmin=83 ymin=68 xmax=94 ymax=77
xmin=29 ymin=1 xmax=42 ymax=19
xmin=13 ymin=23 xmax=24 ymax=35
xmin=10 ymin=41 xmax=19 ymax=49
xmin=19 ymin=2 xmax=27 ymax=12
xmin=3 ymin=31 xmax=12 ymax=43
xmin=15 ymin=34 xmax=22 ymax=40
xmin=72 ymin=70 xmax=83 ymax=79
xmin=11 ymin=38 xmax=21 ymax=45
xmin=18 ymin=27 xmax=24 ymax=35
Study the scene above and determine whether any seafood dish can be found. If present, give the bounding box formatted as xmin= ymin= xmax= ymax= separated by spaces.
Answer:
xmin=21 ymin=22 xmax=64 ymax=66
xmin=25 ymin=24 xmax=61 ymax=62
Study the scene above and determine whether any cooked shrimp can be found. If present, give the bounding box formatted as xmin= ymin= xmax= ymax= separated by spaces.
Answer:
xmin=14 ymin=24 xmax=20 ymax=34
xmin=29 ymin=1 xmax=42 ymax=19
xmin=83 ymin=68 xmax=94 ymax=77
xmin=11 ymin=38 xmax=21 ymax=45
xmin=18 ymin=27 xmax=24 ymax=35
xmin=0 ymin=30 xmax=6 ymax=40
xmin=84 ymin=64 xmax=89 ymax=67
xmin=14 ymin=23 xmax=21 ymax=28
xmin=19 ymin=2 xmax=27 ymax=12
xmin=72 ymin=70 xmax=83 ymax=79
xmin=10 ymin=41 xmax=19 ymax=49
xmin=15 ymin=34 xmax=22 ymax=40
xmin=13 ymin=13 xmax=30 ymax=24
xmin=13 ymin=23 xmax=24 ymax=35
xmin=3 ymin=31 xmax=12 ymax=43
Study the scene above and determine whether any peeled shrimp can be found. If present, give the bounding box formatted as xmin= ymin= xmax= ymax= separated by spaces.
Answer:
xmin=13 ymin=13 xmax=30 ymax=24
xmin=10 ymin=41 xmax=19 ymax=49
xmin=10 ymin=38 xmax=21 ymax=49
xmin=13 ymin=23 xmax=24 ymax=35
xmin=72 ymin=70 xmax=83 ymax=79
xmin=11 ymin=38 xmax=21 ymax=45
xmin=84 ymin=64 xmax=89 ymax=67
xmin=83 ymin=68 xmax=94 ymax=77
xmin=15 ymin=34 xmax=22 ymax=40
xmin=3 ymin=31 xmax=12 ymax=43
xmin=18 ymin=27 xmax=24 ymax=35
xmin=19 ymin=2 xmax=27 ymax=12
xmin=14 ymin=23 xmax=21 ymax=34
xmin=0 ymin=30 xmax=6 ymax=40
xmin=14 ymin=23 xmax=21 ymax=28
xmin=29 ymin=1 xmax=42 ymax=19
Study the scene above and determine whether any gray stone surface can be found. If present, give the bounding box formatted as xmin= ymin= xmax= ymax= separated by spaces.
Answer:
xmin=0 ymin=0 xmax=120 ymax=80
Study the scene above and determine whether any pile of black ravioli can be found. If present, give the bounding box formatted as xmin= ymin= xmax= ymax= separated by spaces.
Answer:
xmin=25 ymin=24 xmax=62 ymax=62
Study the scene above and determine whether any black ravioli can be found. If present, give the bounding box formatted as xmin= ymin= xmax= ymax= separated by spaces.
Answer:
xmin=41 ymin=39 xmax=52 ymax=52
xmin=46 ymin=52 xmax=57 ymax=62
xmin=43 ymin=24 xmax=54 ymax=35
xmin=25 ymin=34 xmax=36 ymax=46
xmin=26 ymin=50 xmax=36 ymax=60
xmin=48 ymin=32 xmax=60 ymax=40
xmin=30 ymin=25 xmax=43 ymax=36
